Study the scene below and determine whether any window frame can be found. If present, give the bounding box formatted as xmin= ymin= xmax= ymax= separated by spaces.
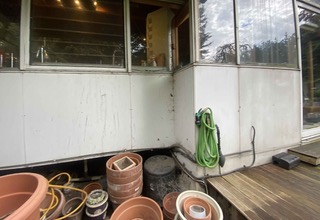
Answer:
xmin=20 ymin=0 xmax=185 ymax=73
xmin=194 ymin=0 xmax=300 ymax=69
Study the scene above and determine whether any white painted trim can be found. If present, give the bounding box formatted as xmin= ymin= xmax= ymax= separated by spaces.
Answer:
xmin=193 ymin=0 xmax=200 ymax=62
xmin=190 ymin=0 xmax=197 ymax=63
xmin=124 ymin=0 xmax=132 ymax=73
xmin=234 ymin=0 xmax=240 ymax=65
xmin=20 ymin=0 xmax=31 ymax=70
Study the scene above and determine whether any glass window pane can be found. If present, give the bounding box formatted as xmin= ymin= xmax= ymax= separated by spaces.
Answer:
xmin=30 ymin=0 xmax=124 ymax=67
xmin=177 ymin=17 xmax=190 ymax=67
xmin=198 ymin=0 xmax=235 ymax=64
xmin=238 ymin=0 xmax=297 ymax=67
xmin=0 ymin=0 xmax=21 ymax=68
xmin=300 ymin=8 xmax=320 ymax=129
xmin=130 ymin=1 xmax=174 ymax=72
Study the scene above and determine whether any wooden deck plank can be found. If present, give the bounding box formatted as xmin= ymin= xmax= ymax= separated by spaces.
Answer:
xmin=208 ymin=177 xmax=269 ymax=220
xmin=288 ymin=143 xmax=320 ymax=165
xmin=207 ymin=163 xmax=320 ymax=220
xmin=242 ymin=165 xmax=320 ymax=218
xmin=223 ymin=172 xmax=302 ymax=219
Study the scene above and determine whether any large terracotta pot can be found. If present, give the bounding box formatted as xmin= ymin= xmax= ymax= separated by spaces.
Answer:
xmin=110 ymin=196 xmax=163 ymax=220
xmin=0 ymin=172 xmax=48 ymax=220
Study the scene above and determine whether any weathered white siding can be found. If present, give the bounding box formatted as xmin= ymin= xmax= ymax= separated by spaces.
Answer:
xmin=0 ymin=72 xmax=175 ymax=168
xmin=174 ymin=65 xmax=301 ymax=176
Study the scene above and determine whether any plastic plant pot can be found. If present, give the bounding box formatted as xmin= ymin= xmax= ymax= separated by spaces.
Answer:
xmin=0 ymin=172 xmax=48 ymax=220
xmin=62 ymin=197 xmax=85 ymax=220
xmin=85 ymin=202 xmax=108 ymax=220
xmin=86 ymin=189 xmax=108 ymax=215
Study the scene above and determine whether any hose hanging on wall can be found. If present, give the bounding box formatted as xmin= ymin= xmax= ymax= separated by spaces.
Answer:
xmin=195 ymin=107 xmax=220 ymax=168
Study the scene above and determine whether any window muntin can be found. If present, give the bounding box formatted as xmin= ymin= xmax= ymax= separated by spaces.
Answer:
xmin=238 ymin=0 xmax=297 ymax=67
xmin=198 ymin=0 xmax=235 ymax=64
xmin=0 ymin=0 xmax=21 ymax=69
xmin=30 ymin=0 xmax=125 ymax=67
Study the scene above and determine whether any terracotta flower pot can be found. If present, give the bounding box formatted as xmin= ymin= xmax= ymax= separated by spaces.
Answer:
xmin=110 ymin=196 xmax=163 ymax=220
xmin=163 ymin=192 xmax=180 ymax=220
xmin=183 ymin=197 xmax=211 ymax=220
xmin=106 ymin=153 xmax=142 ymax=178
xmin=82 ymin=182 xmax=103 ymax=200
xmin=108 ymin=186 xmax=143 ymax=205
xmin=0 ymin=172 xmax=48 ymax=220
xmin=40 ymin=188 xmax=66 ymax=220
xmin=176 ymin=190 xmax=223 ymax=220
xmin=62 ymin=197 xmax=85 ymax=220
xmin=107 ymin=174 xmax=142 ymax=192
xmin=107 ymin=169 xmax=142 ymax=185
xmin=107 ymin=175 xmax=142 ymax=197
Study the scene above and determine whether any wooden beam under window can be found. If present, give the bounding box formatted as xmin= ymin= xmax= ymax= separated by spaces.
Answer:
xmin=130 ymin=0 xmax=183 ymax=10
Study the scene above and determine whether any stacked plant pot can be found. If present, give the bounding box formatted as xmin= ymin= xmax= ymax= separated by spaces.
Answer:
xmin=162 ymin=192 xmax=180 ymax=220
xmin=85 ymin=189 xmax=109 ymax=220
xmin=106 ymin=152 xmax=143 ymax=209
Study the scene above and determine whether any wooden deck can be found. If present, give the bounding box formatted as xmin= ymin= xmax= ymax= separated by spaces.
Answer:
xmin=207 ymin=162 xmax=320 ymax=220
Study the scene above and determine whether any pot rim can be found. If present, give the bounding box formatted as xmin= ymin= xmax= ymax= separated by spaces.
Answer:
xmin=106 ymin=153 xmax=142 ymax=178
xmin=110 ymin=196 xmax=163 ymax=220
xmin=86 ymin=190 xmax=108 ymax=208
xmin=85 ymin=201 xmax=109 ymax=217
xmin=0 ymin=173 xmax=48 ymax=220
xmin=176 ymin=190 xmax=223 ymax=220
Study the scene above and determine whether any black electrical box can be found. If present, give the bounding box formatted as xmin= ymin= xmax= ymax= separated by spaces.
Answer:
xmin=272 ymin=152 xmax=300 ymax=170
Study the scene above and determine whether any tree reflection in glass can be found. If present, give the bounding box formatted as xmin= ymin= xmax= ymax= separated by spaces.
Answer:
xmin=198 ymin=0 xmax=235 ymax=63
xmin=238 ymin=0 xmax=297 ymax=67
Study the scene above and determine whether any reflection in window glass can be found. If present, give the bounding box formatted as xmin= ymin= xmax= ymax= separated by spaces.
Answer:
xmin=130 ymin=2 xmax=174 ymax=72
xmin=302 ymin=0 xmax=320 ymax=6
xmin=300 ymin=9 xmax=320 ymax=129
xmin=0 ymin=0 xmax=20 ymax=68
xmin=238 ymin=0 xmax=297 ymax=67
xmin=30 ymin=0 xmax=124 ymax=67
xmin=199 ymin=0 xmax=235 ymax=63
xmin=177 ymin=18 xmax=190 ymax=67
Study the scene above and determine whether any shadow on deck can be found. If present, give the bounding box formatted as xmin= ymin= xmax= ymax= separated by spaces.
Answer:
xmin=207 ymin=162 xmax=320 ymax=220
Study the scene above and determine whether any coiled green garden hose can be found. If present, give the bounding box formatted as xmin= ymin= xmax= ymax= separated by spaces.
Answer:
xmin=196 ymin=108 xmax=220 ymax=168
